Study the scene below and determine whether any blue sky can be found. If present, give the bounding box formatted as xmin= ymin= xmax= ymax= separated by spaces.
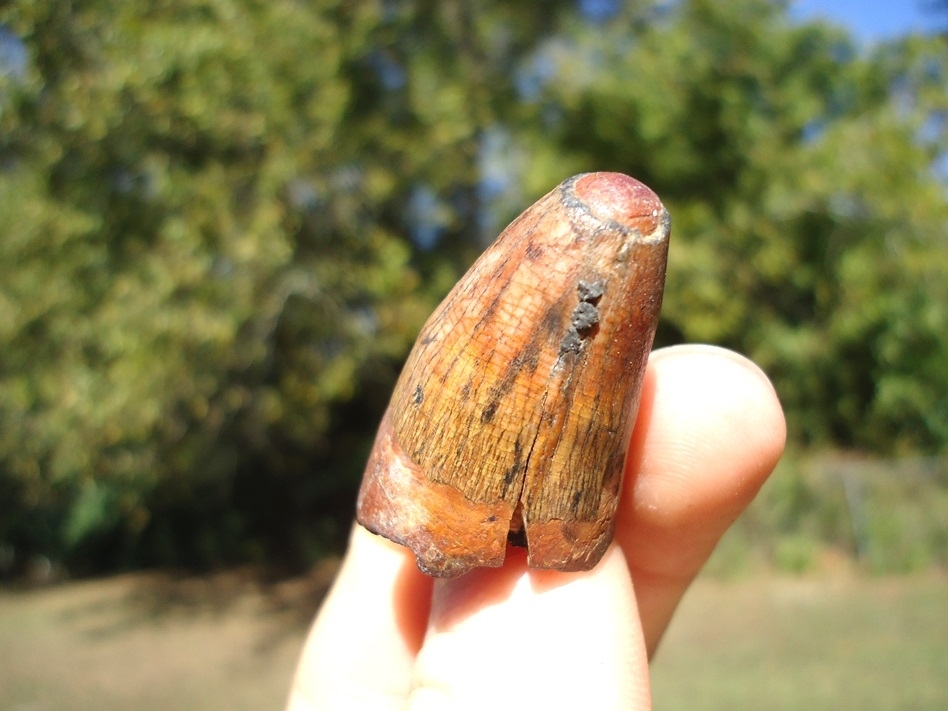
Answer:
xmin=791 ymin=0 xmax=946 ymax=42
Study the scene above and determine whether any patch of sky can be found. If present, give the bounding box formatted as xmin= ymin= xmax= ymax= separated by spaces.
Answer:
xmin=515 ymin=46 xmax=558 ymax=102
xmin=578 ymin=0 xmax=621 ymax=24
xmin=800 ymin=119 xmax=826 ymax=144
xmin=368 ymin=49 xmax=406 ymax=91
xmin=933 ymin=152 xmax=948 ymax=183
xmin=790 ymin=0 xmax=943 ymax=43
xmin=478 ymin=128 xmax=515 ymax=202
xmin=407 ymin=185 xmax=448 ymax=251
xmin=919 ymin=110 xmax=947 ymax=145
xmin=287 ymin=178 xmax=321 ymax=213
xmin=0 ymin=26 xmax=27 ymax=80
xmin=476 ymin=127 xmax=522 ymax=243
xmin=919 ymin=110 xmax=948 ymax=183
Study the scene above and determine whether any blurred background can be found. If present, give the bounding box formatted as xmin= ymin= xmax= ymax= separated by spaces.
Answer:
xmin=0 ymin=0 xmax=946 ymax=708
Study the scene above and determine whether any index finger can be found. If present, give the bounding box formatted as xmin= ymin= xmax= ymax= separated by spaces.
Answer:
xmin=286 ymin=526 xmax=431 ymax=711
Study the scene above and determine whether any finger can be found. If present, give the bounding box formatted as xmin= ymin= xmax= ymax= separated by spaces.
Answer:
xmin=288 ymin=344 xmax=786 ymax=708
xmin=407 ymin=543 xmax=651 ymax=711
xmin=616 ymin=344 xmax=786 ymax=655
xmin=286 ymin=525 xmax=433 ymax=711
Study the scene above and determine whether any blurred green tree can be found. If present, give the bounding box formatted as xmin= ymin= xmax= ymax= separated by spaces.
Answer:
xmin=0 ymin=0 xmax=945 ymax=573
xmin=0 ymin=0 xmax=578 ymax=571
xmin=516 ymin=0 xmax=948 ymax=452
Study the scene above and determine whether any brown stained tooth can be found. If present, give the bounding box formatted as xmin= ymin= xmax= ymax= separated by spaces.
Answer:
xmin=356 ymin=172 xmax=670 ymax=578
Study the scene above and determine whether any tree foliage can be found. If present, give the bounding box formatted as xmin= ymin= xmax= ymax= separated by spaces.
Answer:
xmin=0 ymin=0 xmax=945 ymax=572
xmin=522 ymin=0 xmax=948 ymax=451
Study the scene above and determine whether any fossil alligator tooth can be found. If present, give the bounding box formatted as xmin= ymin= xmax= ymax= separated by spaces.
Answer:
xmin=356 ymin=172 xmax=670 ymax=577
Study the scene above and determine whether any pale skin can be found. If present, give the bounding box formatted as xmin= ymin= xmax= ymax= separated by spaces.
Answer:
xmin=286 ymin=344 xmax=787 ymax=710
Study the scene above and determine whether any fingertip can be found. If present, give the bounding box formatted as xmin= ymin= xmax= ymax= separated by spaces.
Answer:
xmin=617 ymin=344 xmax=786 ymax=580
xmin=412 ymin=544 xmax=650 ymax=711
xmin=347 ymin=524 xmax=434 ymax=651
xmin=629 ymin=344 xmax=785 ymax=526
xmin=647 ymin=343 xmax=786 ymax=449
xmin=615 ymin=345 xmax=786 ymax=656
xmin=288 ymin=525 xmax=432 ymax=710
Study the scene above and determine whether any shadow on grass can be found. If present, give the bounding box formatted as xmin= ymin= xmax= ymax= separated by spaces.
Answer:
xmin=43 ymin=558 xmax=342 ymax=651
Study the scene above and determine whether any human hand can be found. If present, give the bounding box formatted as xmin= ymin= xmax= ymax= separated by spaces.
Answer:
xmin=286 ymin=344 xmax=786 ymax=710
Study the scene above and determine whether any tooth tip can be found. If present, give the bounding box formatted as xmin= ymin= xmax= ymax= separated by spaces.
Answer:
xmin=571 ymin=172 xmax=668 ymax=238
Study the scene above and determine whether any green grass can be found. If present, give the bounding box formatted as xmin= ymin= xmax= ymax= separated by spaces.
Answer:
xmin=651 ymin=573 xmax=948 ymax=710
xmin=0 ymin=565 xmax=338 ymax=711
xmin=1 ymin=567 xmax=946 ymax=710
xmin=700 ymin=453 xmax=948 ymax=577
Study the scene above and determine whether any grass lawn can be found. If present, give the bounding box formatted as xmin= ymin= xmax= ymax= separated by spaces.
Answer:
xmin=0 ymin=562 xmax=339 ymax=711
xmin=1 ymin=566 xmax=945 ymax=710
xmin=651 ymin=572 xmax=948 ymax=710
